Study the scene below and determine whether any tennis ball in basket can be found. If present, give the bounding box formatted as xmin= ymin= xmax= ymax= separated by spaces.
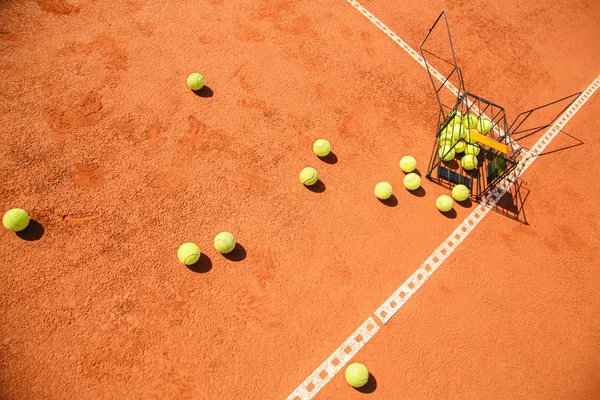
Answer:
xmin=452 ymin=184 xmax=470 ymax=201
xmin=177 ymin=242 xmax=201 ymax=265
xmin=399 ymin=156 xmax=417 ymax=173
xmin=438 ymin=145 xmax=455 ymax=161
xmin=461 ymin=154 xmax=478 ymax=170
xmin=476 ymin=118 xmax=493 ymax=134
xmin=436 ymin=195 xmax=454 ymax=212
xmin=448 ymin=111 xmax=462 ymax=126
xmin=214 ymin=232 xmax=236 ymax=254
xmin=345 ymin=363 xmax=369 ymax=388
xmin=187 ymin=73 xmax=205 ymax=90
xmin=465 ymin=144 xmax=480 ymax=156
xmin=374 ymin=182 xmax=393 ymax=200
xmin=299 ymin=167 xmax=318 ymax=186
xmin=403 ymin=173 xmax=421 ymax=191
xmin=439 ymin=129 xmax=454 ymax=144
xmin=313 ymin=139 xmax=331 ymax=157
xmin=452 ymin=124 xmax=466 ymax=140
xmin=462 ymin=114 xmax=478 ymax=129
xmin=454 ymin=140 xmax=467 ymax=153
xmin=2 ymin=208 xmax=29 ymax=232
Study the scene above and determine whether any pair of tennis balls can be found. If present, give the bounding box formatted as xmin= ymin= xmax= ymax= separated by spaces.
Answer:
xmin=3 ymin=208 xmax=30 ymax=232
xmin=436 ymin=184 xmax=470 ymax=212
xmin=299 ymin=139 xmax=331 ymax=186
xmin=374 ymin=156 xmax=420 ymax=200
xmin=177 ymin=232 xmax=236 ymax=265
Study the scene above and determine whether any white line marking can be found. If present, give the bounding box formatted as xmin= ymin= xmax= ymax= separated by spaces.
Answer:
xmin=285 ymin=2 xmax=600 ymax=398
xmin=285 ymin=318 xmax=380 ymax=400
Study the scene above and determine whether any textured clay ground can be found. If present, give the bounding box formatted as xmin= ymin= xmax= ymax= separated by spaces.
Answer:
xmin=1 ymin=0 xmax=600 ymax=399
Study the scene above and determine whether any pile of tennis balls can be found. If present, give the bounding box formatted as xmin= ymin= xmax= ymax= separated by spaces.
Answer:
xmin=438 ymin=111 xmax=492 ymax=171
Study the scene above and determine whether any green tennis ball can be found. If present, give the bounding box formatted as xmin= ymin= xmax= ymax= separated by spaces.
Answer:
xmin=462 ymin=114 xmax=478 ymax=129
xmin=399 ymin=156 xmax=417 ymax=173
xmin=454 ymin=141 xmax=467 ymax=153
xmin=452 ymin=184 xmax=470 ymax=201
xmin=461 ymin=154 xmax=478 ymax=170
xmin=345 ymin=363 xmax=369 ymax=388
xmin=476 ymin=118 xmax=493 ymax=134
xmin=374 ymin=182 xmax=393 ymax=200
xmin=452 ymin=124 xmax=466 ymax=140
xmin=299 ymin=167 xmax=318 ymax=186
xmin=187 ymin=73 xmax=205 ymax=91
xmin=2 ymin=208 xmax=29 ymax=232
xmin=214 ymin=232 xmax=236 ymax=254
xmin=438 ymin=145 xmax=455 ymax=161
xmin=436 ymin=195 xmax=454 ymax=212
xmin=313 ymin=139 xmax=331 ymax=157
xmin=403 ymin=172 xmax=421 ymax=191
xmin=177 ymin=242 xmax=201 ymax=265
xmin=465 ymin=144 xmax=481 ymax=156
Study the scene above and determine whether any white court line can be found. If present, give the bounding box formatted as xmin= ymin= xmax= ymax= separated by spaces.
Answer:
xmin=285 ymin=2 xmax=600 ymax=398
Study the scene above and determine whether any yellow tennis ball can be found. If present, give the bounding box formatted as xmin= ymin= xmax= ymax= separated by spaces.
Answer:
xmin=374 ymin=182 xmax=393 ymax=200
xmin=439 ymin=129 xmax=454 ymax=144
xmin=187 ymin=73 xmax=205 ymax=90
xmin=345 ymin=363 xmax=369 ymax=388
xmin=214 ymin=232 xmax=236 ymax=254
xmin=403 ymin=172 xmax=421 ymax=191
xmin=299 ymin=167 xmax=318 ymax=186
xmin=454 ymin=140 xmax=467 ymax=153
xmin=399 ymin=156 xmax=417 ymax=173
xmin=462 ymin=114 xmax=478 ymax=129
xmin=2 ymin=208 xmax=29 ymax=232
xmin=447 ymin=111 xmax=462 ymax=126
xmin=465 ymin=143 xmax=480 ymax=156
xmin=436 ymin=195 xmax=453 ymax=212
xmin=438 ymin=145 xmax=455 ymax=161
xmin=452 ymin=184 xmax=470 ymax=201
xmin=476 ymin=118 xmax=493 ymax=134
xmin=461 ymin=154 xmax=478 ymax=170
xmin=452 ymin=124 xmax=466 ymax=140
xmin=313 ymin=139 xmax=331 ymax=157
xmin=177 ymin=242 xmax=201 ymax=265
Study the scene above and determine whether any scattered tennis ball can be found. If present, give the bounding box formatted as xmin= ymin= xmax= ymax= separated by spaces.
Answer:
xmin=399 ymin=156 xmax=417 ymax=173
xmin=187 ymin=73 xmax=205 ymax=91
xmin=454 ymin=140 xmax=467 ymax=153
xmin=452 ymin=124 xmax=466 ymax=140
xmin=374 ymin=182 xmax=393 ymax=200
xmin=436 ymin=195 xmax=454 ymax=212
xmin=214 ymin=232 xmax=236 ymax=254
xmin=465 ymin=143 xmax=481 ymax=156
xmin=461 ymin=154 xmax=478 ymax=170
xmin=2 ymin=208 xmax=29 ymax=232
xmin=299 ymin=167 xmax=318 ymax=186
xmin=452 ymin=184 xmax=470 ymax=201
xmin=403 ymin=173 xmax=421 ymax=191
xmin=345 ymin=363 xmax=369 ymax=388
xmin=476 ymin=118 xmax=493 ymax=134
xmin=177 ymin=242 xmax=201 ymax=265
xmin=462 ymin=114 xmax=478 ymax=129
xmin=438 ymin=145 xmax=455 ymax=162
xmin=313 ymin=139 xmax=331 ymax=157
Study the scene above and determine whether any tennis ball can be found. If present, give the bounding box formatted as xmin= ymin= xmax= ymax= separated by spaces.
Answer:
xmin=403 ymin=173 xmax=421 ymax=191
xmin=462 ymin=114 xmax=478 ymax=129
xmin=452 ymin=124 xmax=466 ymax=140
xmin=476 ymin=118 xmax=493 ymax=134
xmin=439 ymin=129 xmax=454 ymax=144
xmin=187 ymin=73 xmax=205 ymax=90
xmin=465 ymin=143 xmax=481 ymax=156
xmin=436 ymin=195 xmax=453 ymax=212
xmin=345 ymin=363 xmax=369 ymax=388
xmin=299 ymin=167 xmax=318 ymax=186
xmin=447 ymin=111 xmax=462 ymax=126
xmin=2 ymin=208 xmax=29 ymax=232
xmin=313 ymin=139 xmax=331 ymax=157
xmin=374 ymin=182 xmax=393 ymax=200
xmin=452 ymin=184 xmax=470 ymax=201
xmin=438 ymin=145 xmax=455 ymax=161
xmin=399 ymin=156 xmax=417 ymax=173
xmin=461 ymin=154 xmax=478 ymax=170
xmin=177 ymin=242 xmax=201 ymax=265
xmin=214 ymin=232 xmax=236 ymax=254
xmin=454 ymin=140 xmax=467 ymax=153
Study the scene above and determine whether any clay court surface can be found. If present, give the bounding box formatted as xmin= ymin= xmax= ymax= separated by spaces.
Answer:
xmin=1 ymin=0 xmax=600 ymax=398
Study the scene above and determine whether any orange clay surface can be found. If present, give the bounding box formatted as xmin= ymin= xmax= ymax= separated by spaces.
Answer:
xmin=1 ymin=0 xmax=600 ymax=399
